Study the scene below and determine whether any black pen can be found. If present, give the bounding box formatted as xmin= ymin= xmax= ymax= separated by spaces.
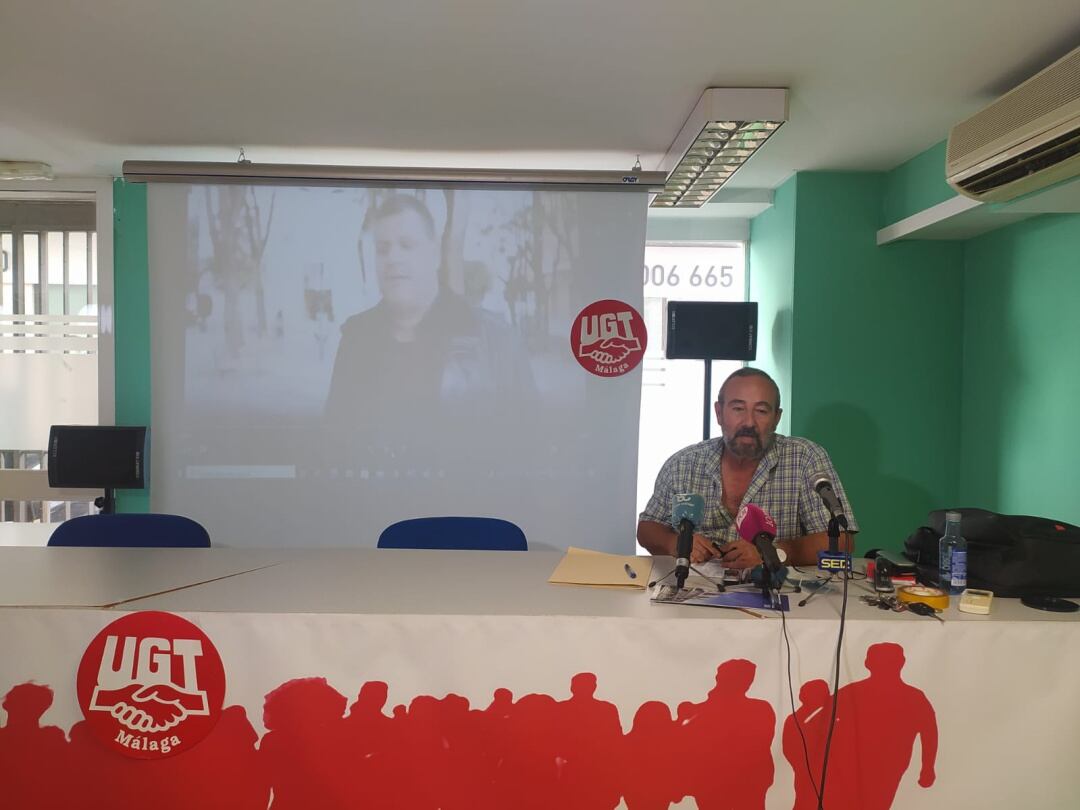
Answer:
xmin=624 ymin=563 xmax=637 ymax=579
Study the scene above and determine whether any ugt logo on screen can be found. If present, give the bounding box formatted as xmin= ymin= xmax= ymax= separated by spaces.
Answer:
xmin=76 ymin=611 xmax=226 ymax=759
xmin=571 ymin=299 xmax=647 ymax=377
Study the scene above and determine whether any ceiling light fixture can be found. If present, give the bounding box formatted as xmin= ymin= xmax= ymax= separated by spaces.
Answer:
xmin=652 ymin=88 xmax=787 ymax=208
xmin=0 ymin=160 xmax=54 ymax=181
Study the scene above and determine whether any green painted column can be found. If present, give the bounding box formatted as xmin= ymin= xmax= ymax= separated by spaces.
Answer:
xmin=112 ymin=179 xmax=151 ymax=513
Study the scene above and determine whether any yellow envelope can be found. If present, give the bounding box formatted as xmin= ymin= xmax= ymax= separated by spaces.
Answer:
xmin=548 ymin=546 xmax=653 ymax=589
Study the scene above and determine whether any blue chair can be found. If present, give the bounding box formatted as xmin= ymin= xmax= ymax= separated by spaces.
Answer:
xmin=377 ymin=517 xmax=527 ymax=551
xmin=48 ymin=513 xmax=211 ymax=548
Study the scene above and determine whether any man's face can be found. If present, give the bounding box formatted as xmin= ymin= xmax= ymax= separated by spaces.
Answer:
xmin=714 ymin=375 xmax=782 ymax=460
xmin=374 ymin=209 xmax=440 ymax=310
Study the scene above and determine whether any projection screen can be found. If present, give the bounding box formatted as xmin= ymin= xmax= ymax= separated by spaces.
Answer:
xmin=147 ymin=184 xmax=646 ymax=550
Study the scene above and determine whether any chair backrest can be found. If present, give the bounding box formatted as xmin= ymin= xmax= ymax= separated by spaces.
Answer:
xmin=377 ymin=516 xmax=527 ymax=551
xmin=48 ymin=513 xmax=211 ymax=548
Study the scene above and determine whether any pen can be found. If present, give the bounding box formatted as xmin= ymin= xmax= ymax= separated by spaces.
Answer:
xmin=624 ymin=563 xmax=637 ymax=579
xmin=736 ymin=607 xmax=766 ymax=619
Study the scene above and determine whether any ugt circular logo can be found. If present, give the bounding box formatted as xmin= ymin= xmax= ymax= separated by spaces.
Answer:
xmin=76 ymin=611 xmax=226 ymax=759
xmin=570 ymin=299 xmax=647 ymax=377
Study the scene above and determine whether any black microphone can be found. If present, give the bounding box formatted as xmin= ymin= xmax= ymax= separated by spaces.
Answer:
xmin=671 ymin=494 xmax=704 ymax=590
xmin=813 ymin=477 xmax=849 ymax=529
xmin=752 ymin=533 xmax=783 ymax=574
xmin=674 ymin=519 xmax=693 ymax=590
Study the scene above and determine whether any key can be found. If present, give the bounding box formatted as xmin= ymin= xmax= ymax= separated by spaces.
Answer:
xmin=906 ymin=601 xmax=945 ymax=622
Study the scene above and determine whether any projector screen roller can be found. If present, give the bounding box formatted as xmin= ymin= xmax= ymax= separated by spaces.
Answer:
xmin=148 ymin=184 xmax=646 ymax=550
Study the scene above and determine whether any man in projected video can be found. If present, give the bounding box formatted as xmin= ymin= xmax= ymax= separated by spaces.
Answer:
xmin=324 ymin=194 xmax=533 ymax=450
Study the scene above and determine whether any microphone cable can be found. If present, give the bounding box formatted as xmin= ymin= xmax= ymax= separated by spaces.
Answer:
xmin=781 ymin=597 xmax=822 ymax=805
xmin=816 ymin=566 xmax=851 ymax=810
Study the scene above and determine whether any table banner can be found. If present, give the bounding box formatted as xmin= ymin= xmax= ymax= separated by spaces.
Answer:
xmin=1 ymin=609 xmax=1077 ymax=809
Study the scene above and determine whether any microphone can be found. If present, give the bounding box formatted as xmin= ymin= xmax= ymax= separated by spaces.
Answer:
xmin=736 ymin=504 xmax=787 ymax=593
xmin=736 ymin=504 xmax=778 ymax=561
xmin=813 ymin=477 xmax=849 ymax=529
xmin=671 ymin=494 xmax=704 ymax=589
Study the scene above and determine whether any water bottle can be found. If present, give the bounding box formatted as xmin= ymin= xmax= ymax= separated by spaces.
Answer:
xmin=938 ymin=511 xmax=967 ymax=594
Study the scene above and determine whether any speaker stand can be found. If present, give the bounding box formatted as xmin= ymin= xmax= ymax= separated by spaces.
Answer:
xmin=93 ymin=488 xmax=116 ymax=515
xmin=701 ymin=358 xmax=716 ymax=442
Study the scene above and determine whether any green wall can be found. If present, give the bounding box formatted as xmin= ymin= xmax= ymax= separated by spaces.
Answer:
xmin=752 ymin=172 xmax=965 ymax=552
xmin=748 ymin=175 xmax=796 ymax=435
xmin=880 ymin=140 xmax=955 ymax=226
xmin=959 ymin=213 xmax=1080 ymax=525
xmin=112 ymin=179 xmax=151 ymax=512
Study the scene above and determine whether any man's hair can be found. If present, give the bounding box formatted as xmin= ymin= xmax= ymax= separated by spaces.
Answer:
xmin=716 ymin=367 xmax=781 ymax=410
xmin=365 ymin=194 xmax=437 ymax=241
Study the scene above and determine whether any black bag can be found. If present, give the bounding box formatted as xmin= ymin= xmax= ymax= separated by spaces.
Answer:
xmin=903 ymin=508 xmax=1080 ymax=598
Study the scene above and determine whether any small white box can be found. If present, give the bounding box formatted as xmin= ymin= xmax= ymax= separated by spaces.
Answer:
xmin=958 ymin=588 xmax=994 ymax=615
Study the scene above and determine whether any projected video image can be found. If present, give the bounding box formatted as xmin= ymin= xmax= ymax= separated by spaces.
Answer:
xmin=181 ymin=187 xmax=583 ymax=427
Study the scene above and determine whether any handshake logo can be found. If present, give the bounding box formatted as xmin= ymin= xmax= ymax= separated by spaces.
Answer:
xmin=571 ymin=299 xmax=647 ymax=377
xmin=77 ymin=611 xmax=226 ymax=759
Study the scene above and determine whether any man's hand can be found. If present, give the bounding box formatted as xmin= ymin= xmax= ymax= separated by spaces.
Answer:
xmin=689 ymin=534 xmax=719 ymax=564
xmin=716 ymin=539 xmax=762 ymax=570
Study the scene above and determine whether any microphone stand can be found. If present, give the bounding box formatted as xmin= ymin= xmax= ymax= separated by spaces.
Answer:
xmin=827 ymin=515 xmax=845 ymax=555
xmin=651 ymin=525 xmax=726 ymax=592
xmin=751 ymin=534 xmax=785 ymax=610
xmin=650 ymin=564 xmax=726 ymax=591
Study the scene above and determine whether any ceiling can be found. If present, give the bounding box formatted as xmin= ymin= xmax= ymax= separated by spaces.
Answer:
xmin=1 ymin=0 xmax=1078 ymax=190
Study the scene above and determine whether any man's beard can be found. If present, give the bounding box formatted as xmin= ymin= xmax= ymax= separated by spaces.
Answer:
xmin=724 ymin=428 xmax=769 ymax=460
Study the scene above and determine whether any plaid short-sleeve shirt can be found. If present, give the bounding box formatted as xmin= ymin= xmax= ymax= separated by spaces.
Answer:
xmin=639 ymin=435 xmax=859 ymax=543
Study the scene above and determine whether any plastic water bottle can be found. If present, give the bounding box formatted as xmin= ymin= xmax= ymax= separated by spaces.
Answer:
xmin=938 ymin=511 xmax=967 ymax=594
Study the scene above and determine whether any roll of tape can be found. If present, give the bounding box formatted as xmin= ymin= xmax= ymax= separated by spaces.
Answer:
xmin=897 ymin=585 xmax=949 ymax=611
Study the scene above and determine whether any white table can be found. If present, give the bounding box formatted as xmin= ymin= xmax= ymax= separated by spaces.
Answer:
xmin=1 ymin=547 xmax=1077 ymax=809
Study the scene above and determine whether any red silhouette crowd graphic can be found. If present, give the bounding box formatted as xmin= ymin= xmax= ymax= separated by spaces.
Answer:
xmin=0 ymin=643 xmax=936 ymax=809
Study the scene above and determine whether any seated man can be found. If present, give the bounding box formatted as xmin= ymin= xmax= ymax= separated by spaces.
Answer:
xmin=637 ymin=367 xmax=857 ymax=568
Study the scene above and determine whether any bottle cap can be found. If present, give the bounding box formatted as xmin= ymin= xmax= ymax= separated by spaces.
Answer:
xmin=945 ymin=510 xmax=961 ymax=523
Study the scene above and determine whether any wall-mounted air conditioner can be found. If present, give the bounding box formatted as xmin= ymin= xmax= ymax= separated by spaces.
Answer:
xmin=947 ymin=46 xmax=1080 ymax=202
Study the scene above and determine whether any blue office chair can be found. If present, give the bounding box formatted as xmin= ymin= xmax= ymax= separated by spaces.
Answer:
xmin=377 ymin=516 xmax=527 ymax=551
xmin=48 ymin=513 xmax=211 ymax=548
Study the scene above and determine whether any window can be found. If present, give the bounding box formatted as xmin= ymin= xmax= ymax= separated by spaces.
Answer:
xmin=637 ymin=242 xmax=748 ymax=524
xmin=0 ymin=199 xmax=101 ymax=536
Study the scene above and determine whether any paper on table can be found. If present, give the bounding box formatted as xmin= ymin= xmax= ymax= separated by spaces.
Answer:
xmin=547 ymin=547 xmax=653 ymax=589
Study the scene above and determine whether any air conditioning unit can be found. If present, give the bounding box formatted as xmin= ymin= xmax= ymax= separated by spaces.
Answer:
xmin=947 ymin=46 xmax=1080 ymax=202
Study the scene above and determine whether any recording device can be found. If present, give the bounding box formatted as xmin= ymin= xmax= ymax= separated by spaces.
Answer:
xmin=665 ymin=301 xmax=758 ymax=361
xmin=672 ymin=494 xmax=705 ymax=589
xmin=812 ymin=477 xmax=848 ymax=529
xmin=871 ymin=561 xmax=896 ymax=593
xmin=869 ymin=549 xmax=916 ymax=590
xmin=736 ymin=503 xmax=787 ymax=593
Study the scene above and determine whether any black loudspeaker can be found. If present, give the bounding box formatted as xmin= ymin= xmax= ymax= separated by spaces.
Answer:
xmin=665 ymin=301 xmax=758 ymax=360
xmin=48 ymin=425 xmax=149 ymax=489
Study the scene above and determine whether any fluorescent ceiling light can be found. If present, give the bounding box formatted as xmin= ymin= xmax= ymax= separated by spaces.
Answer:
xmin=0 ymin=160 xmax=54 ymax=181
xmin=652 ymin=88 xmax=788 ymax=208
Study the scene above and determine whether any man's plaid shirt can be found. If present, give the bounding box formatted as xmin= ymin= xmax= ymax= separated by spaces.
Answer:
xmin=639 ymin=434 xmax=859 ymax=543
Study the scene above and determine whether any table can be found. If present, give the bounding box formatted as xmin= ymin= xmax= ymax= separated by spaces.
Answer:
xmin=1 ymin=547 xmax=1078 ymax=809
